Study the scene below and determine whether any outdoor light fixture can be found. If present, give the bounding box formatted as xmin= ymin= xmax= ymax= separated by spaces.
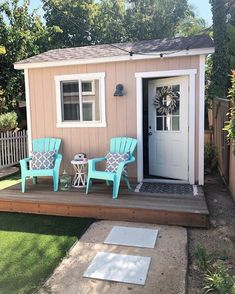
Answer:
xmin=114 ymin=84 xmax=124 ymax=96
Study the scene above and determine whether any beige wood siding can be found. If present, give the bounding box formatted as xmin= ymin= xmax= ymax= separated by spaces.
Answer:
xmin=28 ymin=56 xmax=200 ymax=179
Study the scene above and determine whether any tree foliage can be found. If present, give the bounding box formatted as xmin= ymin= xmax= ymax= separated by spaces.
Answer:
xmin=176 ymin=5 xmax=206 ymax=37
xmin=227 ymin=1 xmax=235 ymax=68
xmin=42 ymin=0 xmax=203 ymax=46
xmin=209 ymin=0 xmax=231 ymax=98
xmin=0 ymin=0 xmax=60 ymax=113
xmin=42 ymin=0 xmax=97 ymax=48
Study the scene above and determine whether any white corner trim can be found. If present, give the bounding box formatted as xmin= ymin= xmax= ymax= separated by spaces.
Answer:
xmin=188 ymin=72 xmax=196 ymax=184
xmin=14 ymin=48 xmax=215 ymax=70
xmin=24 ymin=69 xmax=32 ymax=154
xmin=193 ymin=185 xmax=199 ymax=196
xmin=136 ymin=69 xmax=197 ymax=184
xmin=199 ymin=55 xmax=206 ymax=185
xmin=136 ymin=76 xmax=143 ymax=183
xmin=134 ymin=182 xmax=143 ymax=192
xmin=55 ymin=72 xmax=106 ymax=128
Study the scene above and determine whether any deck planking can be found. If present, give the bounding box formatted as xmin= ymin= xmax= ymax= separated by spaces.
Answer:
xmin=0 ymin=179 xmax=209 ymax=227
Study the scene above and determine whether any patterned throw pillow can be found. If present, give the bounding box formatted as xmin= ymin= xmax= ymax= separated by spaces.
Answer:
xmin=31 ymin=151 xmax=56 ymax=170
xmin=105 ymin=152 xmax=129 ymax=176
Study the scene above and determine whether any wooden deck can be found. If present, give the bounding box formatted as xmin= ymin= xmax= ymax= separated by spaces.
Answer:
xmin=0 ymin=179 xmax=209 ymax=228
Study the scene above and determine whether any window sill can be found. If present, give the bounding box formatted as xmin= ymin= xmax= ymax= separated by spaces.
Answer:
xmin=56 ymin=122 xmax=107 ymax=128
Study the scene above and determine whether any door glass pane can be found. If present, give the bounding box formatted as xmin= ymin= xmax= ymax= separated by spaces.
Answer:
xmin=171 ymin=100 xmax=180 ymax=115
xmin=172 ymin=116 xmax=180 ymax=131
xmin=156 ymin=117 xmax=163 ymax=130
xmin=164 ymin=116 xmax=171 ymax=131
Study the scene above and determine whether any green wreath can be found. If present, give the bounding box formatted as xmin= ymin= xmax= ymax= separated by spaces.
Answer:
xmin=153 ymin=86 xmax=179 ymax=115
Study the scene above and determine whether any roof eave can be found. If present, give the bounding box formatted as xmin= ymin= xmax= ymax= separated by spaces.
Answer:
xmin=14 ymin=47 xmax=215 ymax=70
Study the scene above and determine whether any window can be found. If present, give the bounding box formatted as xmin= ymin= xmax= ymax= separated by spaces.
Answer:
xmin=55 ymin=73 xmax=106 ymax=127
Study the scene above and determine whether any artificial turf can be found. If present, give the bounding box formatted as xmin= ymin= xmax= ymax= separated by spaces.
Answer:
xmin=0 ymin=173 xmax=21 ymax=190
xmin=0 ymin=212 xmax=93 ymax=293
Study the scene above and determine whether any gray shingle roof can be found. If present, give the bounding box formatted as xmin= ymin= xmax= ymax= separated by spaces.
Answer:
xmin=15 ymin=34 xmax=214 ymax=65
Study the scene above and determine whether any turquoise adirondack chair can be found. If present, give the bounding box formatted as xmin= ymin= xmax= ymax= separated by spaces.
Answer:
xmin=20 ymin=138 xmax=62 ymax=193
xmin=86 ymin=137 xmax=137 ymax=199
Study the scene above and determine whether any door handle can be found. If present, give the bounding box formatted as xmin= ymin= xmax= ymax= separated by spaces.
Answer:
xmin=148 ymin=132 xmax=152 ymax=136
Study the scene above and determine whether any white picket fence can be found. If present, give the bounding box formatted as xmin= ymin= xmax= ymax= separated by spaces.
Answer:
xmin=0 ymin=130 xmax=28 ymax=168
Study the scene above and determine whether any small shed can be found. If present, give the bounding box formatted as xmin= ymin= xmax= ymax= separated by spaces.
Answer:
xmin=14 ymin=34 xmax=214 ymax=185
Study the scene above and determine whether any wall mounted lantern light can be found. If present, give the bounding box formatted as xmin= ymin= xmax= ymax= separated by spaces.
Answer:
xmin=114 ymin=84 xmax=124 ymax=96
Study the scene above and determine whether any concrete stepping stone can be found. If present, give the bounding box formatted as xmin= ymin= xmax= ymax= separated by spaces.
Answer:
xmin=83 ymin=252 xmax=151 ymax=285
xmin=104 ymin=226 xmax=158 ymax=248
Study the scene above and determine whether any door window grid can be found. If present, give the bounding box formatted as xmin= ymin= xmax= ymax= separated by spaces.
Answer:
xmin=155 ymin=84 xmax=180 ymax=131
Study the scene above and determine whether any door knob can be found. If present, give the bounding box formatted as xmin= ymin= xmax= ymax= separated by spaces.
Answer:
xmin=148 ymin=132 xmax=152 ymax=136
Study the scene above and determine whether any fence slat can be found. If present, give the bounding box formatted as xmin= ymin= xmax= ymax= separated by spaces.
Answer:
xmin=0 ymin=130 xmax=28 ymax=168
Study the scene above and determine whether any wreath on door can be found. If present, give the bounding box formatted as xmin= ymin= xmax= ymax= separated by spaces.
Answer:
xmin=153 ymin=86 xmax=179 ymax=115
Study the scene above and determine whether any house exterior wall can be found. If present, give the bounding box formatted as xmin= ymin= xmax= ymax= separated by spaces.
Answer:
xmin=28 ymin=56 xmax=201 ymax=180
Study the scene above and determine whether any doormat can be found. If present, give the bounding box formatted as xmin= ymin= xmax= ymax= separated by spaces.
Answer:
xmin=83 ymin=252 xmax=151 ymax=285
xmin=104 ymin=226 xmax=158 ymax=248
xmin=138 ymin=183 xmax=193 ymax=195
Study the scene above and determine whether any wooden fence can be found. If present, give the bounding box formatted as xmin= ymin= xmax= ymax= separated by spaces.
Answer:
xmin=0 ymin=130 xmax=28 ymax=168
xmin=213 ymin=97 xmax=230 ymax=183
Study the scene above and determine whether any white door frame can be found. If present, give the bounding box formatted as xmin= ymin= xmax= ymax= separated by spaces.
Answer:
xmin=135 ymin=69 xmax=197 ymax=184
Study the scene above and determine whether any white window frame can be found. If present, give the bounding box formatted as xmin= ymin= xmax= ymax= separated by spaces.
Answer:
xmin=55 ymin=72 xmax=106 ymax=128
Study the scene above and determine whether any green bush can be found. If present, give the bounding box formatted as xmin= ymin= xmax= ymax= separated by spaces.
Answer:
xmin=0 ymin=111 xmax=18 ymax=132
xmin=204 ymin=143 xmax=218 ymax=171
xmin=223 ymin=70 xmax=235 ymax=154
xmin=192 ymin=245 xmax=235 ymax=294
xmin=204 ymin=266 xmax=235 ymax=294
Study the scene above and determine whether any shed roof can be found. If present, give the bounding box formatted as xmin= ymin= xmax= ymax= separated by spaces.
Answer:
xmin=14 ymin=34 xmax=214 ymax=69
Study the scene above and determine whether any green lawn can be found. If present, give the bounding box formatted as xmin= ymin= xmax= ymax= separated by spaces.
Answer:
xmin=0 ymin=209 xmax=93 ymax=293
xmin=0 ymin=173 xmax=21 ymax=190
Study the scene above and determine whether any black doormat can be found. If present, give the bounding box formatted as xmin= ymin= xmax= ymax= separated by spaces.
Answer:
xmin=138 ymin=183 xmax=193 ymax=195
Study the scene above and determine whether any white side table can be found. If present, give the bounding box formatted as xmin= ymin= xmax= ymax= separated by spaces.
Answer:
xmin=71 ymin=160 xmax=88 ymax=188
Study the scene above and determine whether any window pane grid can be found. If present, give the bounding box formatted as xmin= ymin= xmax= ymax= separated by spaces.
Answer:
xmin=60 ymin=79 xmax=100 ymax=123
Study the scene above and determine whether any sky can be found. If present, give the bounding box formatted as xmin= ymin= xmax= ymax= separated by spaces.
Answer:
xmin=189 ymin=0 xmax=212 ymax=25
xmin=28 ymin=0 xmax=213 ymax=26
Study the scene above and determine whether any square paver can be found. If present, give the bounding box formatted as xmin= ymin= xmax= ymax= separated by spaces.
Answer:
xmin=104 ymin=226 xmax=158 ymax=248
xmin=83 ymin=252 xmax=151 ymax=285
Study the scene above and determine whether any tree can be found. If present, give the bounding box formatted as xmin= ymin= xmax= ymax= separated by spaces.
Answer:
xmin=124 ymin=0 xmax=189 ymax=41
xmin=176 ymin=5 xmax=207 ymax=37
xmin=0 ymin=0 xmax=60 ymax=114
xmin=42 ymin=0 xmax=98 ymax=48
xmin=209 ymin=0 xmax=231 ymax=98
xmin=42 ymin=0 xmax=203 ymax=45
xmin=227 ymin=0 xmax=235 ymax=68
xmin=93 ymin=0 xmax=127 ymax=44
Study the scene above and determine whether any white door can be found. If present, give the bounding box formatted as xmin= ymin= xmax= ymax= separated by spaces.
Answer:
xmin=148 ymin=76 xmax=189 ymax=180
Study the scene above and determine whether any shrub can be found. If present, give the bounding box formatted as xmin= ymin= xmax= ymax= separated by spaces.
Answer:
xmin=204 ymin=143 xmax=218 ymax=171
xmin=0 ymin=112 xmax=18 ymax=132
xmin=223 ymin=70 xmax=235 ymax=154
xmin=203 ymin=266 xmax=235 ymax=294
xmin=192 ymin=245 xmax=235 ymax=294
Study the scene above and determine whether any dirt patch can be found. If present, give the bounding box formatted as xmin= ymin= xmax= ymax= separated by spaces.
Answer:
xmin=188 ymin=174 xmax=235 ymax=293
xmin=39 ymin=221 xmax=187 ymax=294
